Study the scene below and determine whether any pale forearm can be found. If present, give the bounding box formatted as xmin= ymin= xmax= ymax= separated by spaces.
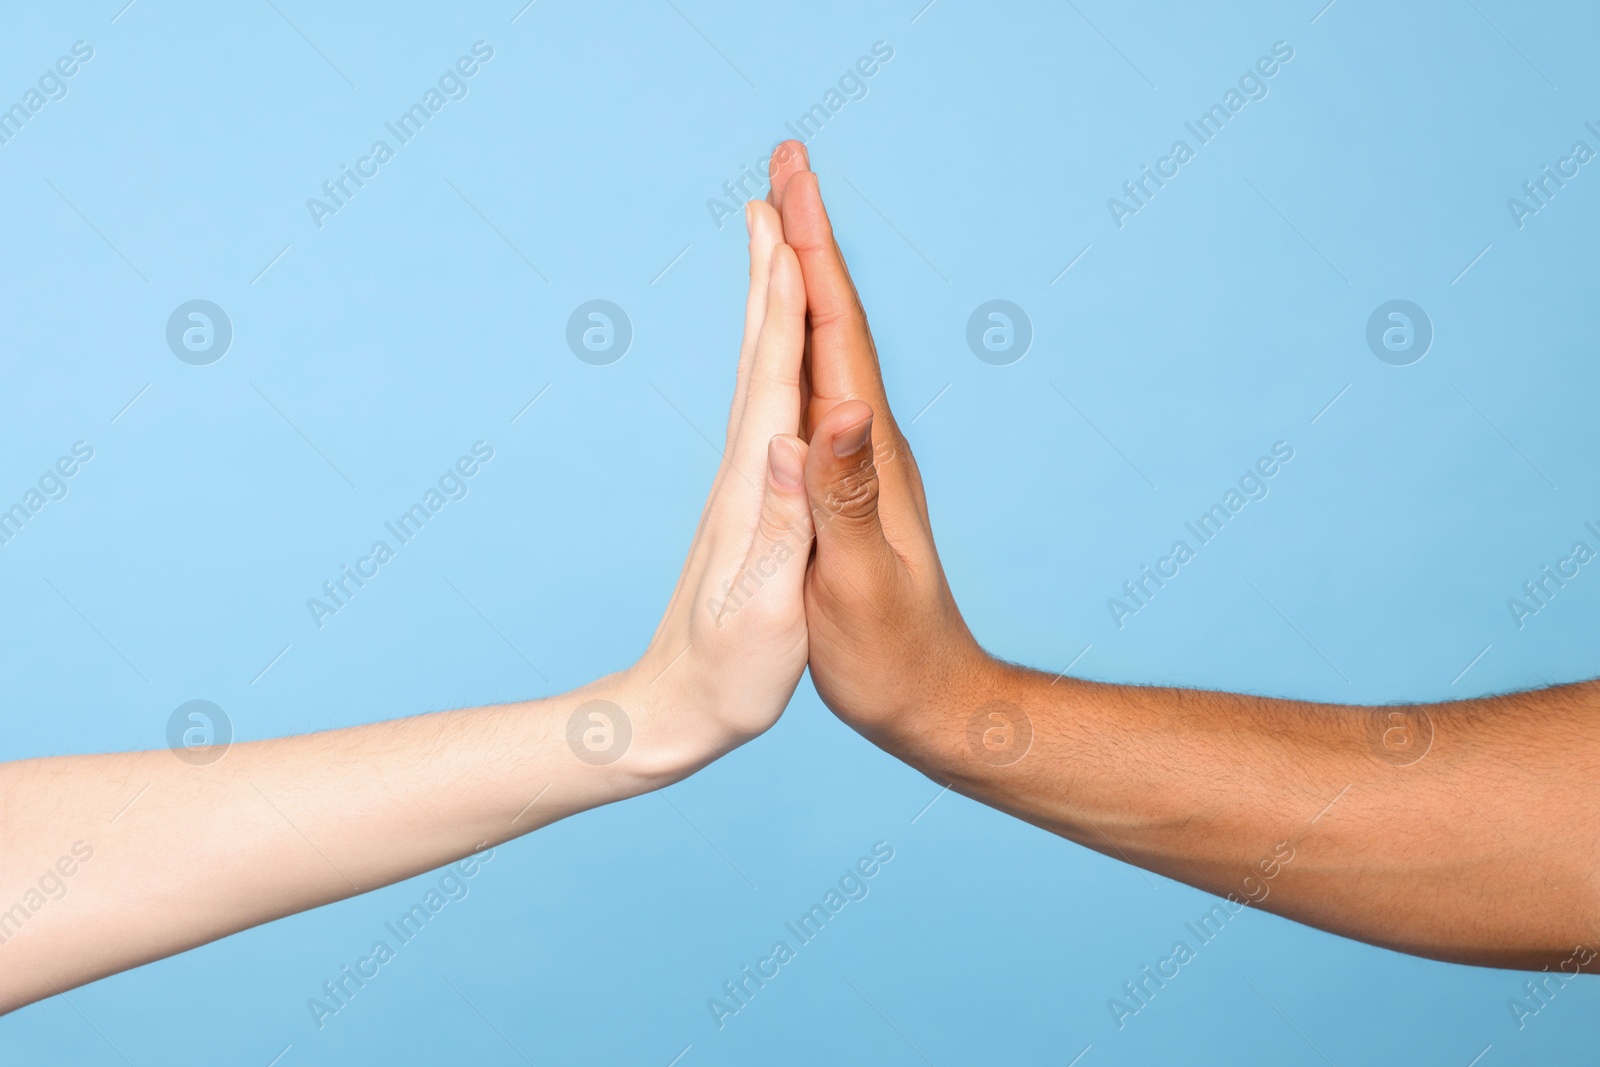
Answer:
xmin=871 ymin=661 xmax=1600 ymax=970
xmin=0 ymin=198 xmax=813 ymax=1015
xmin=0 ymin=668 xmax=710 ymax=1012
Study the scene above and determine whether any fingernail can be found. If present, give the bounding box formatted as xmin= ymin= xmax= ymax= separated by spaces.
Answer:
xmin=832 ymin=416 xmax=872 ymax=458
xmin=769 ymin=436 xmax=804 ymax=489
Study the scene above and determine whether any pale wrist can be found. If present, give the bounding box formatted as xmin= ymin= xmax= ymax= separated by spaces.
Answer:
xmin=599 ymin=659 xmax=731 ymax=791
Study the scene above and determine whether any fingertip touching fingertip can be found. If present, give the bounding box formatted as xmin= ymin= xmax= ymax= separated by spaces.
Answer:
xmin=770 ymin=138 xmax=808 ymax=168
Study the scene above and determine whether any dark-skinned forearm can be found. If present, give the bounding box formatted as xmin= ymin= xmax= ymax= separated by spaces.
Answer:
xmin=867 ymin=661 xmax=1600 ymax=972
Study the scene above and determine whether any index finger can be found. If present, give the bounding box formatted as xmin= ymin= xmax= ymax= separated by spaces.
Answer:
xmin=779 ymin=169 xmax=892 ymax=421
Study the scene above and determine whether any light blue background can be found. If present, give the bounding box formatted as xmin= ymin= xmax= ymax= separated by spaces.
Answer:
xmin=2 ymin=1 xmax=1597 ymax=1063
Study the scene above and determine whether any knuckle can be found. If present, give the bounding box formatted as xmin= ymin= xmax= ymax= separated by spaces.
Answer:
xmin=758 ymin=490 xmax=808 ymax=544
xmin=817 ymin=455 xmax=879 ymax=524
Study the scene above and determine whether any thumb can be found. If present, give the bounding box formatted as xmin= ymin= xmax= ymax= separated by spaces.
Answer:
xmin=805 ymin=400 xmax=896 ymax=574
xmin=738 ymin=433 xmax=815 ymax=621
